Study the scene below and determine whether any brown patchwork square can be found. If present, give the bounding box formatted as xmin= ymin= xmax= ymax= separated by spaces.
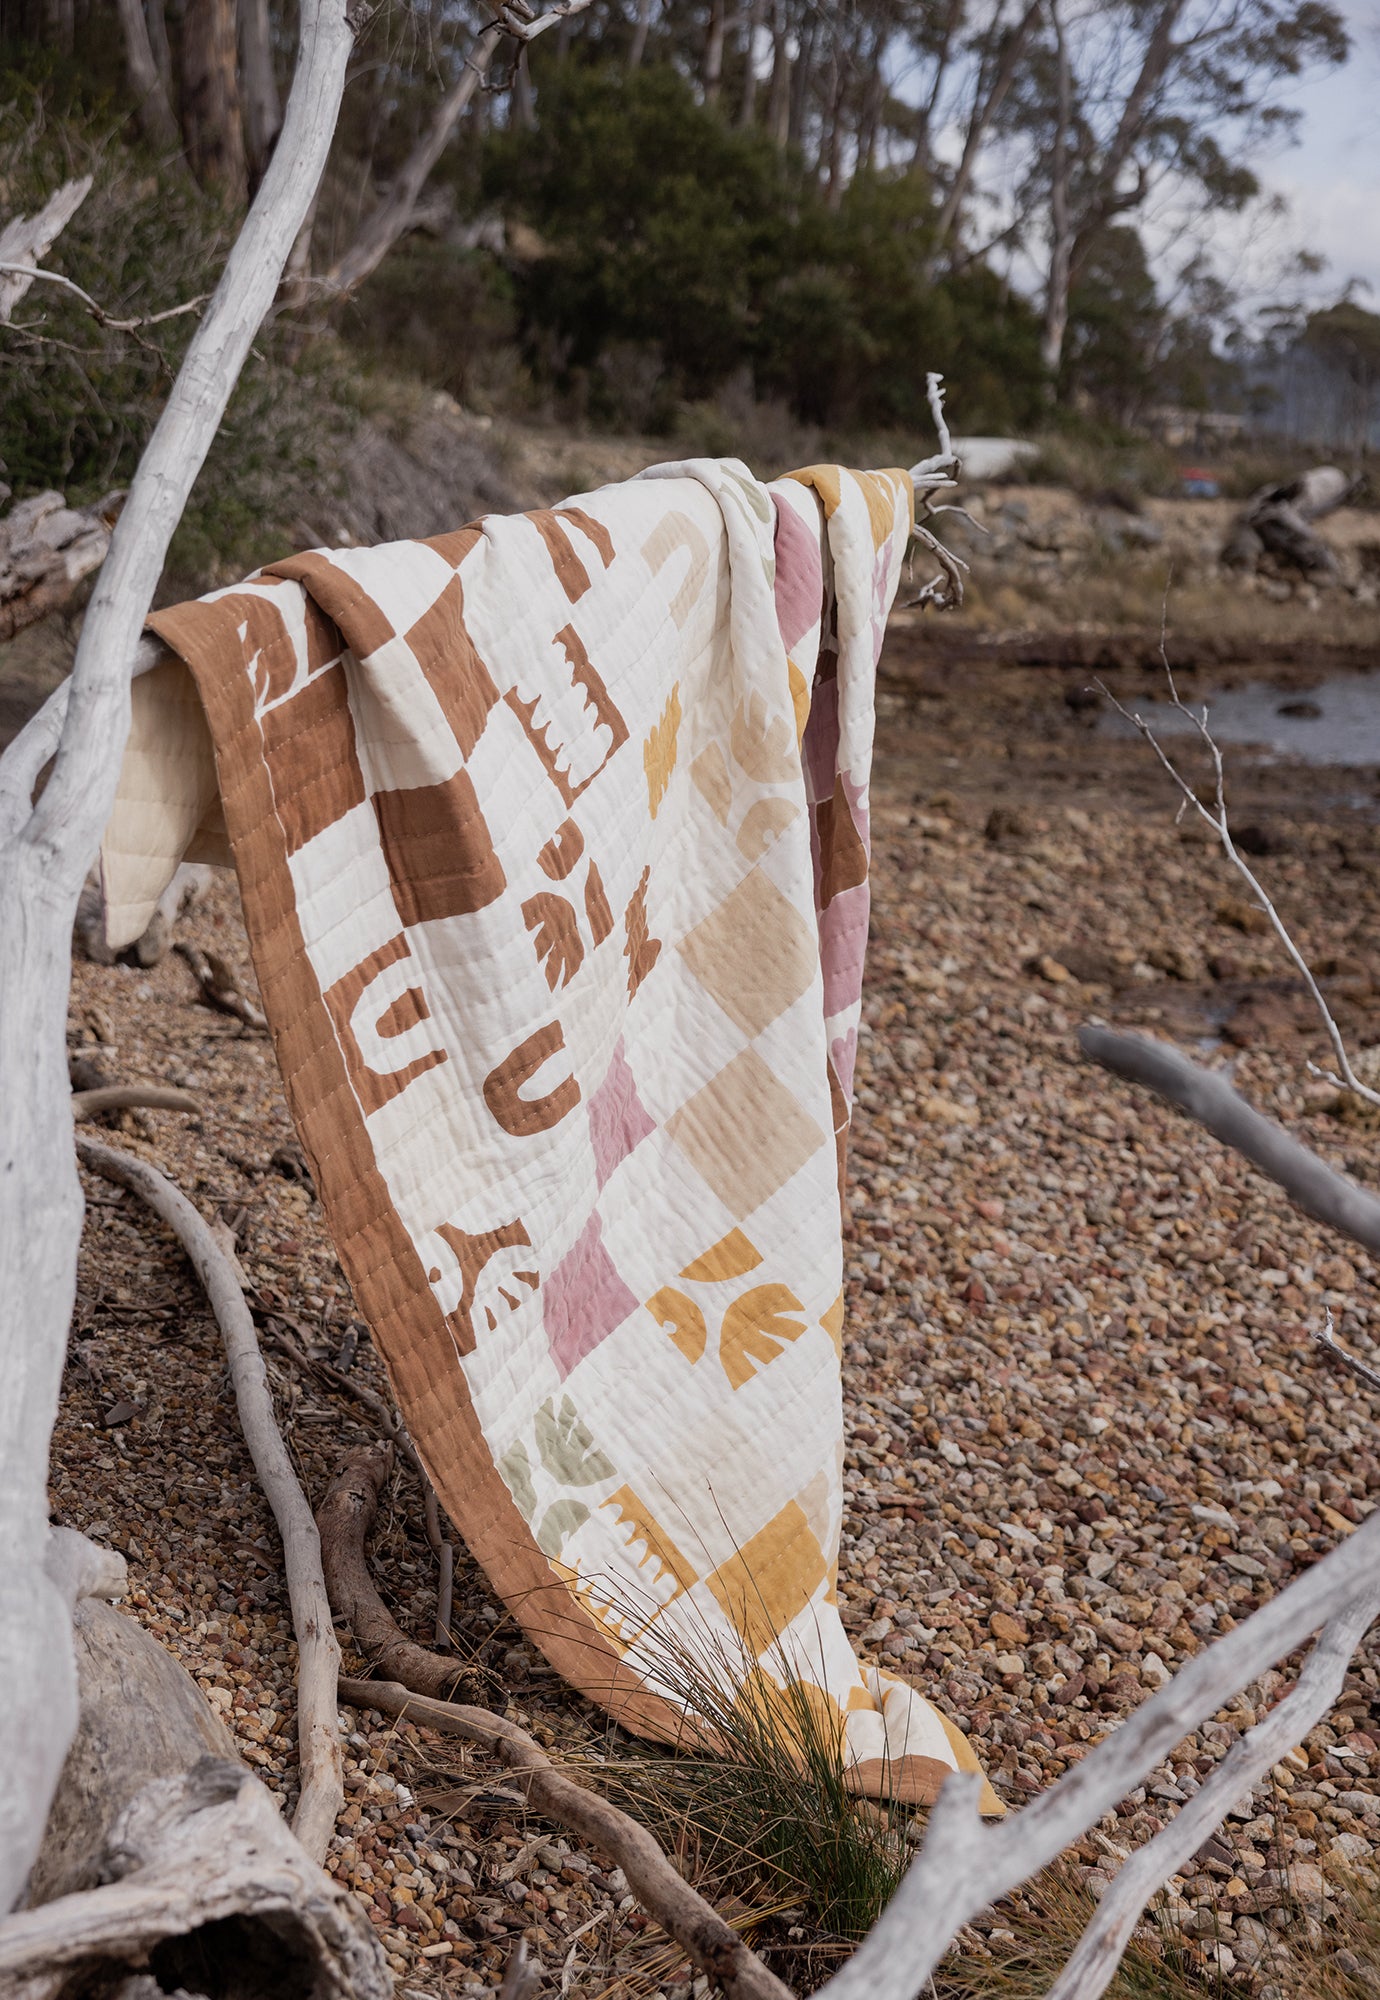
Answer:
xmin=373 ymin=767 xmax=506 ymax=926
xmin=258 ymin=660 xmax=366 ymax=854
xmin=404 ymin=572 xmax=501 ymax=761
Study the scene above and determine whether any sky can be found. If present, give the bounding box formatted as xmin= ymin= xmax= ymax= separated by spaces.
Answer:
xmin=1186 ymin=0 xmax=1380 ymax=314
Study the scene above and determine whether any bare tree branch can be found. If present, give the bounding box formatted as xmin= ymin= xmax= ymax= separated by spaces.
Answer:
xmin=0 ymin=178 xmax=92 ymax=323
xmin=0 ymin=0 xmax=354 ymax=1911
xmin=808 ymin=1507 xmax=1380 ymax=2000
xmin=1045 ymin=1582 xmax=1380 ymax=2000
xmin=1097 ymin=653 xmax=1380 ymax=1110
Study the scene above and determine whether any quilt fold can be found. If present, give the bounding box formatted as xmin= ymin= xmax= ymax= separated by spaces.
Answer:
xmin=103 ymin=457 xmax=1001 ymax=1814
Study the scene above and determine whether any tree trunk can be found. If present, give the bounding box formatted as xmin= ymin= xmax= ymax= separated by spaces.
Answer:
xmin=856 ymin=28 xmax=887 ymax=173
xmin=927 ymin=0 xmax=1041 ymax=269
xmin=42 ymin=0 xmax=73 ymax=53
xmin=766 ymin=0 xmax=791 ymax=144
xmin=703 ymin=0 xmax=726 ymax=104
xmin=180 ymin=0 xmax=248 ymax=203
xmin=628 ymin=0 xmax=653 ymax=69
xmin=512 ymin=42 xmax=536 ymax=127
xmin=320 ymin=25 xmax=499 ymax=302
xmin=736 ymin=0 xmax=767 ymax=126
xmin=911 ymin=0 xmax=963 ymax=176
xmin=114 ymin=0 xmax=181 ymax=151
xmin=0 ymin=0 xmax=353 ymax=1916
xmin=1040 ymin=0 xmax=1073 ymax=381
xmin=238 ymin=0 xmax=283 ymax=189
xmin=146 ymin=0 xmax=173 ymax=91
xmin=787 ymin=13 xmax=814 ymax=149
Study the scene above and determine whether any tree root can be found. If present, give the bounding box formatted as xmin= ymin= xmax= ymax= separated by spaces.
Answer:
xmin=320 ymin=1442 xmax=793 ymax=2000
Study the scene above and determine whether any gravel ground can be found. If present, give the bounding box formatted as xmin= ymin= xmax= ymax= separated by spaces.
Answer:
xmin=50 ymin=636 xmax=1380 ymax=1994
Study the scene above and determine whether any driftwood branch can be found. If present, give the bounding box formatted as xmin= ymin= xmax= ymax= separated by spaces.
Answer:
xmin=0 ymin=490 xmax=123 ymax=647
xmin=176 ymin=942 xmax=269 ymax=1029
xmin=905 ymin=372 xmax=967 ymax=612
xmin=76 ymin=1139 xmax=344 ymax=1861
xmin=0 ymin=260 xmax=209 ymax=336
xmin=0 ymin=0 xmax=353 ymax=1913
xmin=317 ymin=1442 xmax=469 ymax=1699
xmin=70 ymin=1085 xmax=199 ymax=1121
xmin=1316 ymin=1306 xmax=1380 ymax=1395
xmin=324 ymin=1441 xmax=794 ymax=2000
xmin=1078 ymin=1025 xmax=1380 ymax=1259
xmin=0 ymin=177 xmax=92 ymax=323
xmin=0 ymin=1529 xmax=387 ymax=1996
xmin=807 ymin=1507 xmax=1380 ymax=2000
xmin=1046 ymin=1582 xmax=1380 ymax=2000
xmin=272 ymin=1318 xmax=456 ymax=1646
xmin=341 ymin=1678 xmax=795 ymax=2000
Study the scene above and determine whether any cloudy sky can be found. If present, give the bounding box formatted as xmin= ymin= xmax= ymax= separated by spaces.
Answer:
xmin=1202 ymin=0 xmax=1380 ymax=311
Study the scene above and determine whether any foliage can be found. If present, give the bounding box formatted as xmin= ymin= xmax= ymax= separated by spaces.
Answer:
xmin=483 ymin=63 xmax=1045 ymax=434
xmin=0 ymin=93 xmax=373 ymax=580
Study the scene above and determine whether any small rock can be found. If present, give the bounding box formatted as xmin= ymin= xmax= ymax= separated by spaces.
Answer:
xmin=1216 ymin=897 xmax=1270 ymax=936
xmin=989 ymin=1610 xmax=1028 ymax=1646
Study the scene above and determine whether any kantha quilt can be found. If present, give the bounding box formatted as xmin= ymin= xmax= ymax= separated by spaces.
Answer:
xmin=101 ymin=458 xmax=1000 ymax=1812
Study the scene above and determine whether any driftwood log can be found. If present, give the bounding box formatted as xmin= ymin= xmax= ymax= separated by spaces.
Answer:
xmin=1 ymin=1530 xmax=387 ymax=2000
xmin=0 ymin=490 xmax=124 ymax=646
xmin=1220 ymin=464 xmax=1357 ymax=575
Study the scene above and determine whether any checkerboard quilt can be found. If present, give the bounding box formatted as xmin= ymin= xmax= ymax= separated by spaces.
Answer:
xmin=101 ymin=457 xmax=999 ymax=1811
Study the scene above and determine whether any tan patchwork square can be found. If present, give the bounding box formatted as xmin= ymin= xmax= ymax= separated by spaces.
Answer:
xmin=667 ymin=1047 xmax=824 ymax=1219
xmin=677 ymin=866 xmax=817 ymax=1036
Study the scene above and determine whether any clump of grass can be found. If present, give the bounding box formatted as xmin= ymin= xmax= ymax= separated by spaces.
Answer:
xmin=595 ymin=1612 xmax=908 ymax=1948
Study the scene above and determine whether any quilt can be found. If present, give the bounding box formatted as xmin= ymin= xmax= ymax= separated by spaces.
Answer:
xmin=101 ymin=457 xmax=1000 ymax=1812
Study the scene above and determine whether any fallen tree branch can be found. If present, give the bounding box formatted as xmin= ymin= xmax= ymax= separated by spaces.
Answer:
xmin=0 ymin=489 xmax=124 ymax=647
xmin=1044 ymin=1582 xmax=1380 ymax=2000
xmin=317 ymin=1442 xmax=469 ymax=1698
xmin=808 ymin=1506 xmax=1380 ymax=2000
xmin=0 ymin=177 xmax=92 ymax=323
xmin=1077 ymin=1025 xmax=1380 ymax=1260
xmin=339 ymin=1677 xmax=794 ymax=2000
xmin=1 ymin=1526 xmax=387 ymax=1993
xmin=176 ymin=941 xmax=269 ymax=1029
xmin=0 ymin=0 xmax=354 ymax=1912
xmin=1315 ymin=1304 xmax=1380 ymax=1397
xmin=76 ymin=1138 xmax=343 ymax=1861
xmin=70 ymin=1084 xmax=199 ymax=1121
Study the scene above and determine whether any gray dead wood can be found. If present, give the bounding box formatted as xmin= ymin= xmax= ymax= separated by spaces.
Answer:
xmin=1 ymin=1601 xmax=386 ymax=2000
xmin=0 ymin=0 xmax=353 ymax=1913
xmin=76 ymin=1139 xmax=345 ymax=1862
xmin=76 ymin=862 xmax=215 ymax=969
xmin=1221 ymin=465 xmax=1357 ymax=575
xmin=0 ymin=178 xmax=92 ymax=322
xmin=0 ymin=491 xmax=123 ymax=646
xmin=1078 ymin=1025 xmax=1380 ymax=1258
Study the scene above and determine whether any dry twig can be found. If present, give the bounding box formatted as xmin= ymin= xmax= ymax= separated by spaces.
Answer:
xmin=75 ymin=1137 xmax=343 ymax=1860
xmin=176 ymin=941 xmax=269 ymax=1030
xmin=317 ymin=1442 xmax=473 ymax=1698
xmin=905 ymin=371 xmax=968 ymax=611
xmin=70 ymin=1084 xmax=198 ymax=1121
xmin=271 ymin=1318 xmax=456 ymax=1646
xmin=1096 ymin=630 xmax=1380 ymax=1110
xmin=1316 ymin=1304 xmax=1380 ymax=1397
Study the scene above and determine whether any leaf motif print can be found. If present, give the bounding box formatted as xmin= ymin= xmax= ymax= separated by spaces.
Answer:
xmin=535 ymin=1395 xmax=616 ymax=1486
xmin=536 ymin=1498 xmax=591 ymax=1558
xmin=499 ymin=1439 xmax=538 ymax=1521
xmin=522 ymin=890 xmax=584 ymax=991
xmin=720 ymin=1282 xmax=808 ymax=1391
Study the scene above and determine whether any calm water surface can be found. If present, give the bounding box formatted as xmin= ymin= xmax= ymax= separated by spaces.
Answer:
xmin=1099 ymin=672 xmax=1380 ymax=767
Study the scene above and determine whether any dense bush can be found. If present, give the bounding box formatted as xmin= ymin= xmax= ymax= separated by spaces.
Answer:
xmin=484 ymin=64 xmax=1047 ymax=435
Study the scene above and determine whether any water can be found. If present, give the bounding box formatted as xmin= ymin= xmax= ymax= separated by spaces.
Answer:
xmin=1099 ymin=671 xmax=1380 ymax=767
